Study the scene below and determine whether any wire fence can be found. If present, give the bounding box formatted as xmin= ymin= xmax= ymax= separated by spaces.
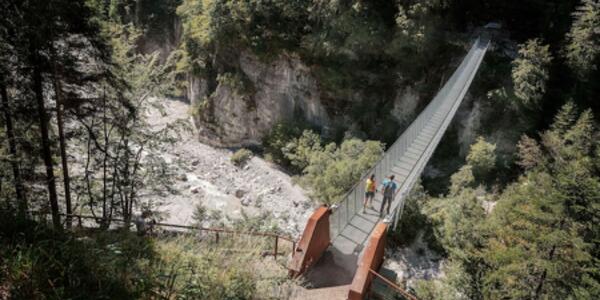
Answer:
xmin=368 ymin=269 xmax=418 ymax=300
xmin=330 ymin=36 xmax=490 ymax=237
xmin=29 ymin=211 xmax=297 ymax=260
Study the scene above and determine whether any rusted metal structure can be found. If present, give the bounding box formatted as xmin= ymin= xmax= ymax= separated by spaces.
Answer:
xmin=348 ymin=222 xmax=388 ymax=300
xmin=288 ymin=206 xmax=331 ymax=277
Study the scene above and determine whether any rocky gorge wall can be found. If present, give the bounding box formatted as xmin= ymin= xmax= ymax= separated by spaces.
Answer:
xmin=135 ymin=12 xmax=433 ymax=149
xmin=189 ymin=52 xmax=331 ymax=147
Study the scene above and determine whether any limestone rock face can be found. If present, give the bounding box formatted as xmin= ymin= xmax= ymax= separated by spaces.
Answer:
xmin=190 ymin=52 xmax=330 ymax=147
xmin=392 ymin=86 xmax=421 ymax=128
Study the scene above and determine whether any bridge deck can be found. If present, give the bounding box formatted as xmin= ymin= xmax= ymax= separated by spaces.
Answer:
xmin=311 ymin=37 xmax=490 ymax=279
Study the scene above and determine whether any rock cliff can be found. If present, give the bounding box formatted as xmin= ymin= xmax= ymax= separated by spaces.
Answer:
xmin=190 ymin=52 xmax=331 ymax=147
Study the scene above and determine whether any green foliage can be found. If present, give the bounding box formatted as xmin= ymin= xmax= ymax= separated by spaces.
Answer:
xmin=424 ymin=187 xmax=486 ymax=262
xmin=389 ymin=183 xmax=431 ymax=246
xmin=516 ymin=134 xmax=544 ymax=170
xmin=449 ymin=165 xmax=475 ymax=196
xmin=511 ymin=39 xmax=553 ymax=108
xmin=283 ymin=130 xmax=323 ymax=172
xmin=231 ymin=148 xmax=253 ymax=167
xmin=161 ymin=239 xmax=257 ymax=300
xmin=265 ymin=126 xmax=384 ymax=202
xmin=481 ymin=103 xmax=600 ymax=298
xmin=216 ymin=72 xmax=255 ymax=97
xmin=230 ymin=210 xmax=280 ymax=233
xmin=466 ymin=136 xmax=497 ymax=180
xmin=414 ymin=260 xmax=472 ymax=300
xmin=262 ymin=121 xmax=308 ymax=167
xmin=0 ymin=215 xmax=157 ymax=299
xmin=413 ymin=104 xmax=600 ymax=298
xmin=71 ymin=21 xmax=182 ymax=224
xmin=299 ymin=137 xmax=384 ymax=204
xmin=192 ymin=202 xmax=208 ymax=225
xmin=565 ymin=0 xmax=600 ymax=79
xmin=0 ymin=210 xmax=292 ymax=299
xmin=177 ymin=0 xmax=308 ymax=70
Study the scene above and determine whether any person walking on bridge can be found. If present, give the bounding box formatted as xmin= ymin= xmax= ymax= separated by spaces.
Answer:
xmin=379 ymin=175 xmax=398 ymax=217
xmin=363 ymin=174 xmax=377 ymax=213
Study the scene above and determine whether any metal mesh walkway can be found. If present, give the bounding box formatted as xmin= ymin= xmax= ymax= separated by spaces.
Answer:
xmin=328 ymin=37 xmax=490 ymax=266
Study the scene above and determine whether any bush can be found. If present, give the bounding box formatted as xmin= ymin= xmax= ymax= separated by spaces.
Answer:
xmin=159 ymin=238 xmax=258 ymax=300
xmin=282 ymin=130 xmax=323 ymax=171
xmin=192 ymin=202 xmax=208 ymax=225
xmin=231 ymin=149 xmax=252 ymax=167
xmin=262 ymin=121 xmax=313 ymax=169
xmin=466 ymin=136 xmax=496 ymax=180
xmin=449 ymin=165 xmax=475 ymax=196
xmin=300 ymin=137 xmax=384 ymax=204
xmin=0 ymin=210 xmax=291 ymax=300
xmin=0 ymin=215 xmax=157 ymax=299
xmin=388 ymin=184 xmax=431 ymax=246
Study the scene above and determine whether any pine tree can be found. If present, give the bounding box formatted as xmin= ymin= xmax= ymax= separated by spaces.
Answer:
xmin=0 ymin=75 xmax=27 ymax=217
xmin=1 ymin=0 xmax=111 ymax=229
xmin=482 ymin=103 xmax=600 ymax=299
xmin=565 ymin=0 xmax=600 ymax=79
xmin=511 ymin=39 xmax=553 ymax=108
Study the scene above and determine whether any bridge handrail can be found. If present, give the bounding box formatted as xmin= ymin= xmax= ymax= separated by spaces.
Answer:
xmin=387 ymin=37 xmax=490 ymax=228
xmin=330 ymin=37 xmax=486 ymax=237
xmin=29 ymin=211 xmax=296 ymax=242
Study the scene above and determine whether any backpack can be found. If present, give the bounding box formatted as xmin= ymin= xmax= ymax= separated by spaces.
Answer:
xmin=366 ymin=179 xmax=375 ymax=192
xmin=383 ymin=180 xmax=395 ymax=197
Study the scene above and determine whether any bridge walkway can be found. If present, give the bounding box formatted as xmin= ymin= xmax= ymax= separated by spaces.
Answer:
xmin=304 ymin=37 xmax=491 ymax=287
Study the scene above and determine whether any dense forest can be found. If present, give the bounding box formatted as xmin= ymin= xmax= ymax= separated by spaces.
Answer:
xmin=1 ymin=0 xmax=599 ymax=299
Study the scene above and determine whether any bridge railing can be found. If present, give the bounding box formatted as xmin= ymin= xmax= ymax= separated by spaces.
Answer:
xmin=330 ymin=37 xmax=488 ymax=238
xmin=29 ymin=211 xmax=296 ymax=259
xmin=388 ymin=37 xmax=490 ymax=229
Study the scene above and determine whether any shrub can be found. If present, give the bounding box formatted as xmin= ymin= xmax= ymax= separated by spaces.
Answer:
xmin=192 ymin=202 xmax=208 ymax=226
xmin=300 ymin=138 xmax=384 ymax=204
xmin=262 ymin=121 xmax=312 ymax=169
xmin=449 ymin=165 xmax=475 ymax=196
xmin=0 ymin=215 xmax=157 ymax=299
xmin=388 ymin=184 xmax=431 ymax=246
xmin=466 ymin=136 xmax=496 ymax=180
xmin=0 ymin=211 xmax=290 ymax=300
xmin=231 ymin=149 xmax=252 ymax=167
xmin=282 ymin=130 xmax=323 ymax=171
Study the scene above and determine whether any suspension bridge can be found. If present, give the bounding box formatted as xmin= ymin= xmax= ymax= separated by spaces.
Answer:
xmin=29 ymin=34 xmax=491 ymax=300
xmin=289 ymin=35 xmax=491 ymax=299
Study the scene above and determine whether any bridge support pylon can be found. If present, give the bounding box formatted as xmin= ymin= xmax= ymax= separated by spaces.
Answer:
xmin=288 ymin=206 xmax=332 ymax=277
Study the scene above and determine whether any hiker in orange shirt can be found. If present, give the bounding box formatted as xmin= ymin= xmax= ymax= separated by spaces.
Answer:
xmin=363 ymin=174 xmax=376 ymax=213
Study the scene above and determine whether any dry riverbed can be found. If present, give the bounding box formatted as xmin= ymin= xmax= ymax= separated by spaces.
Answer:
xmin=144 ymin=98 xmax=314 ymax=237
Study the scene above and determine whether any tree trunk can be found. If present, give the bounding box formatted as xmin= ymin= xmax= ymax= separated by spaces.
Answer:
xmin=31 ymin=48 xmax=61 ymax=230
xmin=52 ymin=69 xmax=72 ymax=228
xmin=0 ymin=76 xmax=27 ymax=218
xmin=135 ymin=0 xmax=143 ymax=26
xmin=534 ymin=219 xmax=564 ymax=299
xmin=534 ymin=245 xmax=556 ymax=299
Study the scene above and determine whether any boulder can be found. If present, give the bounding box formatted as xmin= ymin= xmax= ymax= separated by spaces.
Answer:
xmin=235 ymin=189 xmax=247 ymax=198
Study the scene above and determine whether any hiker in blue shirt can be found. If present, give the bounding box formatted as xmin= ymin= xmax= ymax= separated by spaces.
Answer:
xmin=379 ymin=175 xmax=398 ymax=217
